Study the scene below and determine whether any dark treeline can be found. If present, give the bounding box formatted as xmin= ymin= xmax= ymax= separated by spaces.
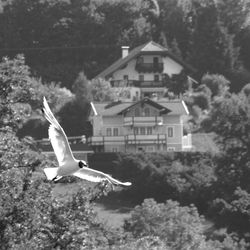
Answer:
xmin=0 ymin=0 xmax=250 ymax=92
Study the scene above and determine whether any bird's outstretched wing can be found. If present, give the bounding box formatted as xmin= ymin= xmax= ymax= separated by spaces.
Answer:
xmin=42 ymin=97 xmax=74 ymax=166
xmin=73 ymin=167 xmax=132 ymax=186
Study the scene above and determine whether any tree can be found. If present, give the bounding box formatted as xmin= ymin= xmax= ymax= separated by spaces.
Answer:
xmin=0 ymin=55 xmax=115 ymax=249
xmin=187 ymin=1 xmax=240 ymax=76
xmin=242 ymin=83 xmax=250 ymax=98
xmin=201 ymin=91 xmax=250 ymax=237
xmin=110 ymin=152 xmax=217 ymax=212
xmin=201 ymin=73 xmax=230 ymax=98
xmin=72 ymin=71 xmax=91 ymax=104
xmin=90 ymin=78 xmax=116 ymax=102
xmin=165 ymin=70 xmax=189 ymax=95
xmin=122 ymin=198 xmax=248 ymax=250
xmin=124 ymin=199 xmax=206 ymax=248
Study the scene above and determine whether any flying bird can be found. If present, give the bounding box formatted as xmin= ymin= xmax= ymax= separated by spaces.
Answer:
xmin=42 ymin=97 xmax=131 ymax=187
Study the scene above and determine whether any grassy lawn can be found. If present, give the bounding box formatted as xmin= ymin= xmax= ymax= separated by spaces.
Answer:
xmin=192 ymin=133 xmax=219 ymax=153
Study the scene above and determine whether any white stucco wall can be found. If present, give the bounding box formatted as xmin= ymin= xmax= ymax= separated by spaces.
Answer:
xmin=102 ymin=116 xmax=124 ymax=136
xmin=92 ymin=116 xmax=103 ymax=136
xmin=112 ymin=55 xmax=183 ymax=81
xmin=162 ymin=57 xmax=183 ymax=76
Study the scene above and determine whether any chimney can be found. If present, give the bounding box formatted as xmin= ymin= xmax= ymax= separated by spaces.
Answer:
xmin=122 ymin=46 xmax=129 ymax=58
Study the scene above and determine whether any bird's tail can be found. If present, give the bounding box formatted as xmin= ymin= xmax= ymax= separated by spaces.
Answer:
xmin=43 ymin=167 xmax=59 ymax=181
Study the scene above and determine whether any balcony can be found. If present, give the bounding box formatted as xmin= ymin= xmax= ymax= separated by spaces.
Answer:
xmin=124 ymin=116 xmax=163 ymax=126
xmin=88 ymin=134 xmax=167 ymax=146
xmin=133 ymin=81 xmax=165 ymax=88
xmin=89 ymin=136 xmax=125 ymax=145
xmin=110 ymin=79 xmax=165 ymax=88
xmin=126 ymin=134 xmax=166 ymax=144
xmin=110 ymin=79 xmax=135 ymax=87
xmin=135 ymin=63 xmax=164 ymax=73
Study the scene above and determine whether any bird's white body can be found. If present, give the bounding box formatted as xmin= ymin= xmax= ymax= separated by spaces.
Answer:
xmin=42 ymin=97 xmax=131 ymax=187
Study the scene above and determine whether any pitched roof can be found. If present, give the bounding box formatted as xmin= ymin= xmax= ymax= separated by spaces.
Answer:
xmin=159 ymin=100 xmax=189 ymax=115
xmin=96 ymin=41 xmax=195 ymax=79
xmin=91 ymin=98 xmax=189 ymax=117
xmin=93 ymin=102 xmax=132 ymax=116
xmin=117 ymin=98 xmax=171 ymax=115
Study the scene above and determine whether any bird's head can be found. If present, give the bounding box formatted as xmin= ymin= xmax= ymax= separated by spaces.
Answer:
xmin=78 ymin=160 xmax=88 ymax=168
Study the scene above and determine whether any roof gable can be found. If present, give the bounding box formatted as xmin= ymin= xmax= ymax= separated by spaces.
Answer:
xmin=95 ymin=43 xmax=146 ymax=79
xmin=117 ymin=98 xmax=171 ymax=115
xmin=141 ymin=41 xmax=166 ymax=52
xmin=159 ymin=100 xmax=189 ymax=115
xmin=91 ymin=98 xmax=189 ymax=117
xmin=96 ymin=41 xmax=195 ymax=79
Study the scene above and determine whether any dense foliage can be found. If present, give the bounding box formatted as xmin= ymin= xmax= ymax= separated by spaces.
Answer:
xmin=0 ymin=56 xmax=118 ymax=249
xmin=0 ymin=0 xmax=249 ymax=91
xmin=2 ymin=1 xmax=250 ymax=249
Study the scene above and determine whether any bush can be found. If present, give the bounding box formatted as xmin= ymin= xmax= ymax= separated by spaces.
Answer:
xmin=201 ymin=73 xmax=230 ymax=98
xmin=102 ymin=152 xmax=217 ymax=213
xmin=123 ymin=199 xmax=211 ymax=249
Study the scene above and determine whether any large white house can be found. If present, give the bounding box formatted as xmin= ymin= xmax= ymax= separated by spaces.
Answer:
xmin=88 ymin=97 xmax=192 ymax=153
xmin=96 ymin=41 xmax=196 ymax=100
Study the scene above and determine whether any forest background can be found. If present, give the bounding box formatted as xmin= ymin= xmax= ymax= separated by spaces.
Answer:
xmin=1 ymin=0 xmax=250 ymax=249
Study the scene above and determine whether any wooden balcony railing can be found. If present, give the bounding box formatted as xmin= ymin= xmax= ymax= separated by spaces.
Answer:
xmin=135 ymin=63 xmax=164 ymax=73
xmin=133 ymin=81 xmax=165 ymax=88
xmin=110 ymin=80 xmax=165 ymax=88
xmin=124 ymin=116 xmax=163 ymax=126
xmin=88 ymin=134 xmax=167 ymax=145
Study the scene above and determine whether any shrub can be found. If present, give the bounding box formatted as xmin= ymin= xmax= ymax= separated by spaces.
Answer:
xmin=124 ymin=199 xmax=208 ymax=249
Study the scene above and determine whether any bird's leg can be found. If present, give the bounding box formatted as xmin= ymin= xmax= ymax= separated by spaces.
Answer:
xmin=105 ymin=178 xmax=115 ymax=191
xmin=52 ymin=176 xmax=58 ymax=182
xmin=52 ymin=176 xmax=62 ymax=182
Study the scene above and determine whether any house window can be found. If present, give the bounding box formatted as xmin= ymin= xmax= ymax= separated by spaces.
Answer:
xmin=139 ymin=74 xmax=144 ymax=82
xmin=167 ymin=147 xmax=175 ymax=151
xmin=140 ymin=127 xmax=145 ymax=135
xmin=154 ymin=74 xmax=160 ymax=82
xmin=167 ymin=127 xmax=174 ymax=137
xmin=147 ymin=146 xmax=155 ymax=152
xmin=147 ymin=127 xmax=152 ymax=135
xmin=134 ymin=91 xmax=139 ymax=101
xmin=106 ymin=128 xmax=112 ymax=136
xmin=134 ymin=127 xmax=139 ymax=135
xmin=113 ymin=128 xmax=118 ymax=136
xmin=123 ymin=75 xmax=128 ymax=85
xmin=138 ymin=147 xmax=144 ymax=152
xmin=112 ymin=147 xmax=118 ymax=152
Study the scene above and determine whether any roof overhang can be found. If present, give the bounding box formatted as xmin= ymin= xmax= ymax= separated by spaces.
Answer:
xmin=117 ymin=97 xmax=172 ymax=115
